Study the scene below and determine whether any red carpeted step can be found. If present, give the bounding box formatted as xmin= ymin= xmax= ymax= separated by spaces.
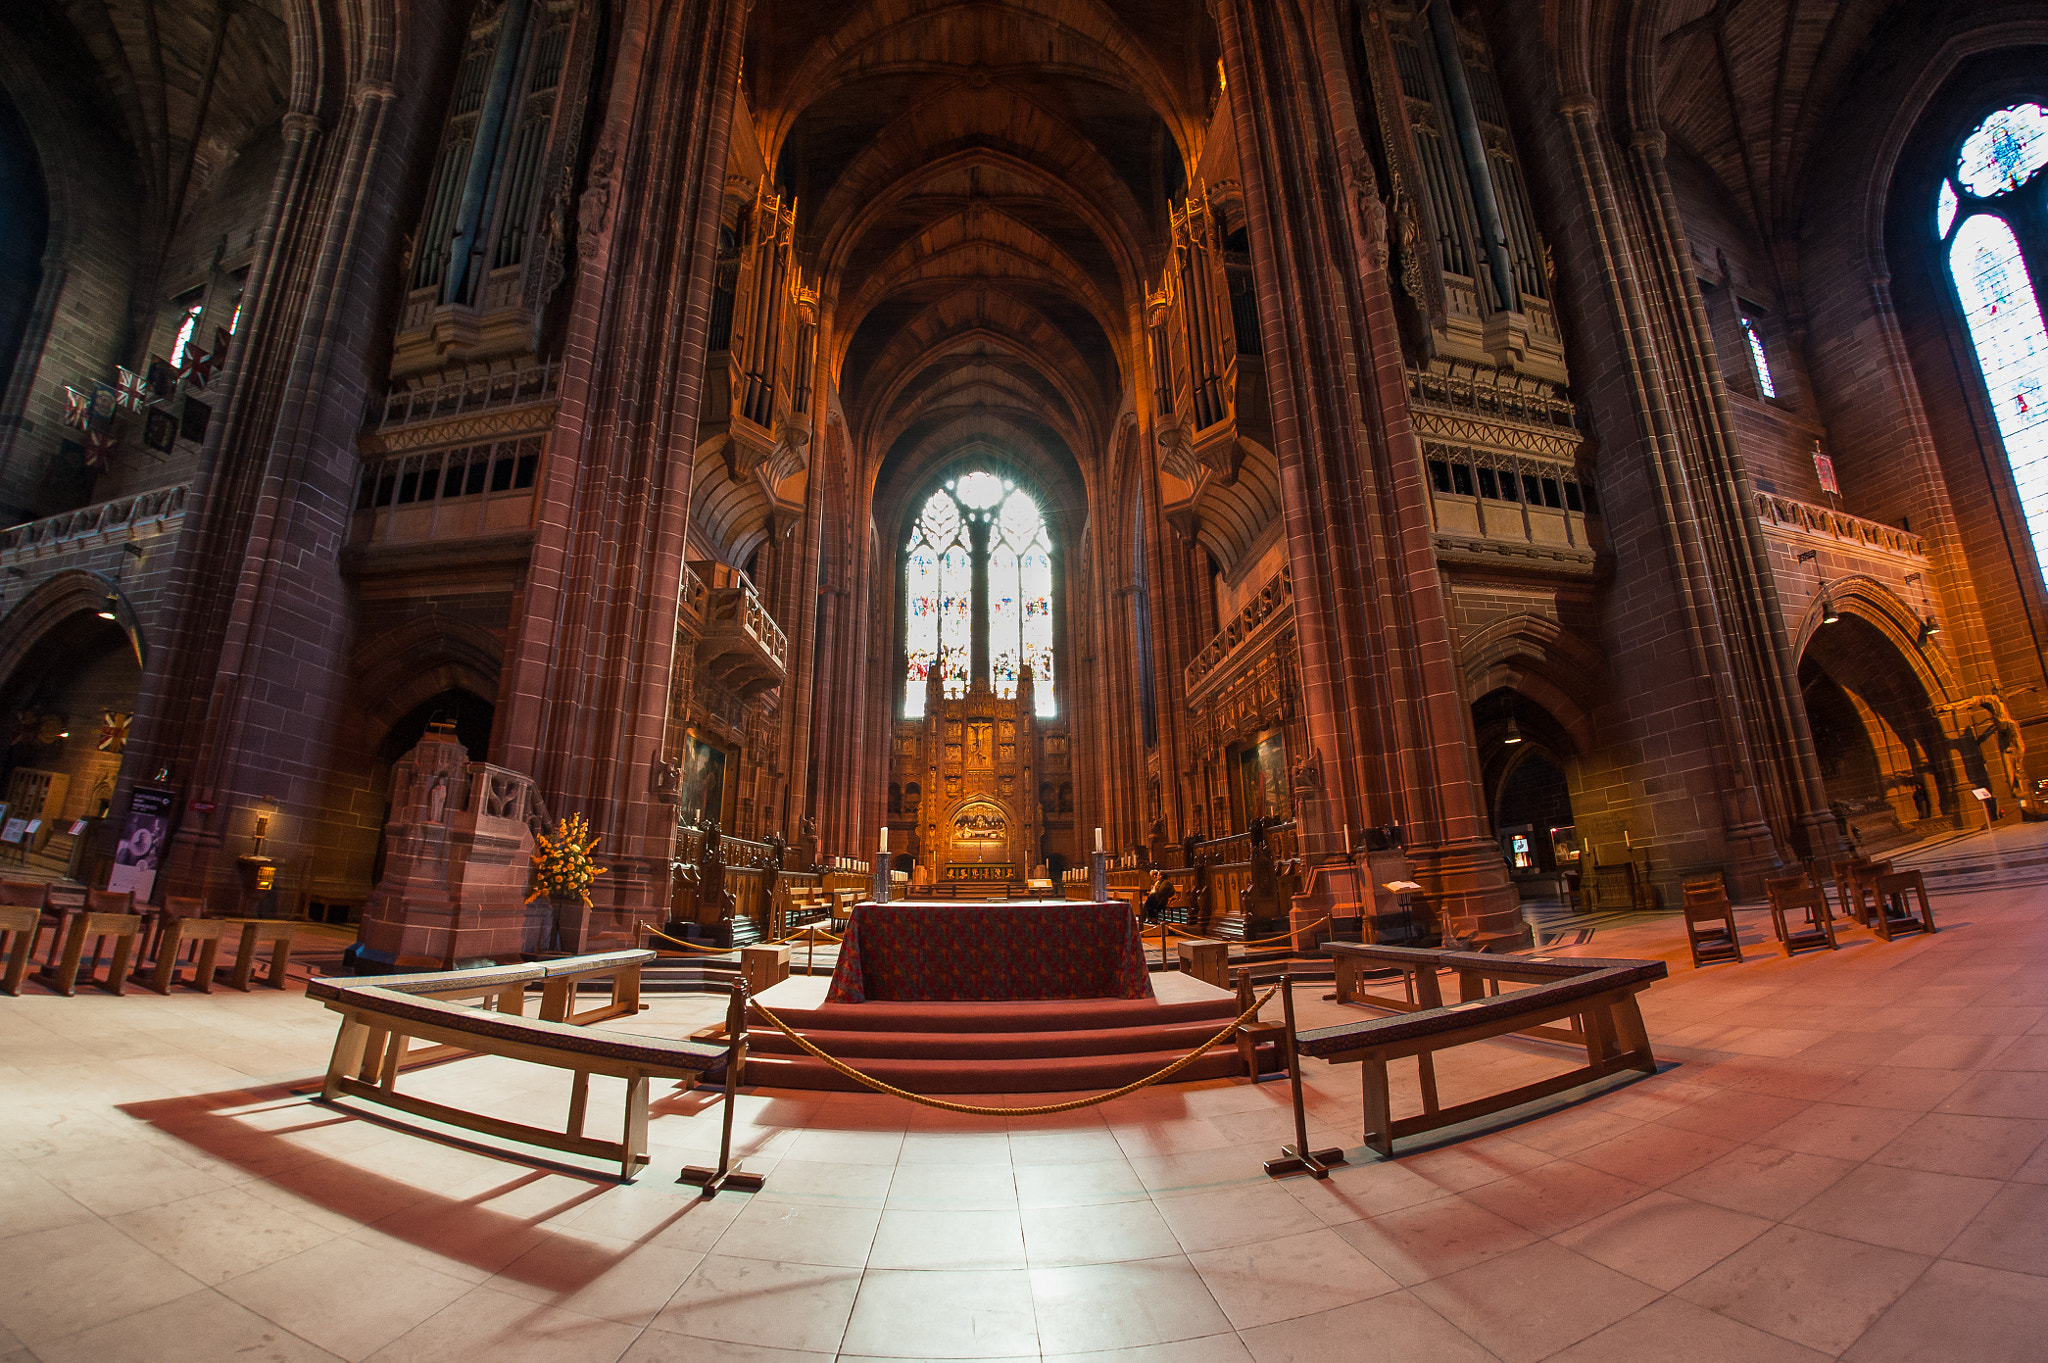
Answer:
xmin=741 ymin=1045 xmax=1268 ymax=1094
xmin=747 ymin=996 xmax=1241 ymax=1034
xmin=746 ymin=1018 xmax=1242 ymax=1061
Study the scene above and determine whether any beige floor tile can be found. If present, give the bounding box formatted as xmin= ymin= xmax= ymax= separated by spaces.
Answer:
xmin=897 ymin=1133 xmax=1013 ymax=1166
xmin=1154 ymin=1182 xmax=1328 ymax=1253
xmin=1013 ymin=1156 xmax=1147 ymax=1209
xmin=1238 ymin=1289 xmax=1500 ymax=1363
xmin=365 ymin=1284 xmax=641 ymax=1362
xmin=885 ymin=1162 xmax=1019 ymax=1211
xmin=620 ymin=1342 xmax=827 ymax=1363
xmin=108 ymin=1184 xmax=340 ymax=1285
xmin=1331 ymin=1192 xmax=1534 ymax=1287
xmin=1544 ymin=1294 xmax=1831 ymax=1362
xmin=749 ymin=1157 xmax=896 ymax=1208
xmin=715 ymin=1199 xmax=880 ymax=1268
xmin=1569 ymin=1121 xmax=1739 ymax=1186
xmin=1029 ymin=1256 xmax=1233 ymax=1354
xmin=1936 ymin=1068 xmax=2048 ymax=1118
xmin=1273 ymin=1154 xmax=1446 ymax=1227
xmin=869 ymin=1208 xmax=1027 ymax=1270
xmin=1654 ymin=1088 xmax=1812 ymax=1141
xmin=839 ymin=1269 xmax=1037 ymax=1359
xmin=489 ymin=1228 xmax=704 ymax=1324
xmin=647 ymin=1254 xmax=860 ymax=1353
xmin=1941 ymin=1181 xmax=2048 ymax=1273
xmin=1843 ymin=1259 xmax=2048 ymax=1362
xmin=0 ymin=1218 xmax=206 ymax=1346
xmin=30 ymin=1287 xmax=346 ymax=1363
xmin=1755 ymin=1101 xmax=1921 ymax=1159
xmin=1869 ymin=1111 xmax=2048 ymax=1179
xmin=1022 ymin=1199 xmax=1182 ymax=1267
xmin=218 ymin=1234 xmax=474 ymax=1361
xmin=0 ymin=1161 xmax=97 ymax=1241
xmin=1554 ymin=1189 xmax=1772 ymax=1289
xmin=1408 ymin=1241 xmax=1659 ymax=1363
xmin=1825 ymin=1066 xmax=1968 ymax=1111
xmin=1188 ymin=1226 xmax=1398 ymax=1330
xmin=1785 ymin=1162 xmax=2001 ymax=1254
xmin=1675 ymin=1224 xmax=1929 ymax=1355
xmin=1041 ymin=1332 xmax=1254 ymax=1363
xmin=1667 ymin=1142 xmax=1854 ymax=1219
xmin=1006 ymin=1127 xmax=1125 ymax=1166
xmin=1459 ymin=1158 xmax=1646 ymax=1238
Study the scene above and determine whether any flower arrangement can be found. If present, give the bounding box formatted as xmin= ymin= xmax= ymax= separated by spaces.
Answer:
xmin=527 ymin=814 xmax=608 ymax=906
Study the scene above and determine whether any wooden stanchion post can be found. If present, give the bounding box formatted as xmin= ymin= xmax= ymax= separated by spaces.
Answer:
xmin=678 ymin=982 xmax=768 ymax=1196
xmin=1264 ymin=971 xmax=1346 ymax=1180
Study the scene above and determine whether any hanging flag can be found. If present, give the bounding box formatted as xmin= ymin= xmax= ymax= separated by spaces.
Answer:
xmin=181 ymin=338 xmax=215 ymax=389
xmin=63 ymin=386 xmax=94 ymax=431
xmin=97 ymin=711 xmax=129 ymax=753
xmin=143 ymin=407 xmax=177 ymax=453
xmin=212 ymin=326 xmax=233 ymax=370
xmin=145 ymin=356 xmax=178 ymax=401
xmin=81 ymin=427 xmax=116 ymax=469
xmin=180 ymin=397 xmax=211 ymax=444
xmin=1813 ymin=444 xmax=1839 ymax=497
xmin=91 ymin=382 xmax=118 ymax=423
xmin=114 ymin=366 xmax=150 ymax=412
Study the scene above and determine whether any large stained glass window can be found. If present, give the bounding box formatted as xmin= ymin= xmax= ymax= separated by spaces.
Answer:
xmin=904 ymin=490 xmax=972 ymax=718
xmin=1952 ymin=215 xmax=2048 ymax=566
xmin=1942 ymin=104 xmax=2048 ymax=589
xmin=902 ymin=472 xmax=1057 ymax=718
xmin=1741 ymin=316 xmax=1777 ymax=399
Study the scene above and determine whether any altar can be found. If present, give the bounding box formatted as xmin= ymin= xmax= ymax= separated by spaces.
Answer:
xmin=825 ymin=899 xmax=1152 ymax=1004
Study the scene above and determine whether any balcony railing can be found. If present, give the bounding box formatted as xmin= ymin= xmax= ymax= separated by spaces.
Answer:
xmin=376 ymin=361 xmax=561 ymax=429
xmin=352 ymin=439 xmax=541 ymax=547
xmin=700 ymin=577 xmax=788 ymax=700
xmin=1186 ymin=567 xmax=1292 ymax=698
xmin=1754 ymin=493 xmax=1927 ymax=560
xmin=0 ymin=483 xmax=189 ymax=563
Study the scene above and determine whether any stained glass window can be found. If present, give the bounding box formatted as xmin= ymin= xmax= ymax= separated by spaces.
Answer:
xmin=1938 ymin=179 xmax=1959 ymax=238
xmin=1952 ymin=213 xmax=2048 ymax=575
xmin=1957 ymin=103 xmax=2048 ymax=198
xmin=902 ymin=473 xmax=1056 ymax=717
xmin=1742 ymin=317 xmax=1777 ymax=399
xmin=903 ymin=490 xmax=973 ymax=717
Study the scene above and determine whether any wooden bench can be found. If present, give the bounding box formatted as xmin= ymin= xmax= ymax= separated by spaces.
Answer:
xmin=0 ymin=904 xmax=38 ymax=995
xmin=1306 ymin=944 xmax=1666 ymax=1157
xmin=216 ymin=919 xmax=296 ymax=989
xmin=308 ymin=949 xmax=726 ymax=1179
xmin=50 ymin=910 xmax=145 ymax=995
xmin=147 ymin=917 xmax=229 ymax=993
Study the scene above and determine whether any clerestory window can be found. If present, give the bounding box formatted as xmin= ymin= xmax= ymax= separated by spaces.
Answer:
xmin=903 ymin=470 xmax=1056 ymax=718
xmin=1938 ymin=102 xmax=2048 ymax=576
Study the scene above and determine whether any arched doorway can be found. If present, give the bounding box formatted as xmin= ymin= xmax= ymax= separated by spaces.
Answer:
xmin=1798 ymin=614 xmax=1952 ymax=849
xmin=1473 ymin=687 xmax=1583 ymax=898
xmin=0 ymin=606 xmax=139 ymax=875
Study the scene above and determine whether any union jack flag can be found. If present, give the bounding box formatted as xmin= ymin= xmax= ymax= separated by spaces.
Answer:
xmin=181 ymin=339 xmax=216 ymax=389
xmin=63 ymin=386 xmax=94 ymax=431
xmin=114 ymin=366 xmax=150 ymax=412
xmin=97 ymin=711 xmax=129 ymax=752
xmin=80 ymin=427 xmax=115 ymax=469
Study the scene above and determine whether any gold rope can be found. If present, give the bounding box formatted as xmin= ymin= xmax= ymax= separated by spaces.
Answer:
xmin=1149 ymin=916 xmax=1331 ymax=949
xmin=637 ymin=924 xmax=741 ymax=955
xmin=747 ymin=985 xmax=1278 ymax=1116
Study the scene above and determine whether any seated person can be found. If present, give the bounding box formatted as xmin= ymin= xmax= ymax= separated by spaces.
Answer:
xmin=1141 ymin=867 xmax=1174 ymax=923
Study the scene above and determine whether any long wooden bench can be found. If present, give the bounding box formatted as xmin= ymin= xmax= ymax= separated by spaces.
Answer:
xmin=308 ymin=950 xmax=726 ymax=1179
xmin=1301 ymin=943 xmax=1667 ymax=1157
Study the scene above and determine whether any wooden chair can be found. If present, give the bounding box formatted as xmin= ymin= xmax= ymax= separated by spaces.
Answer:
xmin=1682 ymin=891 xmax=1743 ymax=967
xmin=1763 ymin=872 xmax=1810 ymax=907
xmin=0 ymin=879 xmax=59 ymax=964
xmin=1767 ymin=884 xmax=1837 ymax=956
xmin=1835 ymin=858 xmax=1891 ymax=925
xmin=0 ymin=904 xmax=39 ymax=995
xmin=1868 ymin=870 xmax=1937 ymax=941
xmin=50 ymin=906 xmax=143 ymax=995
xmin=148 ymin=917 xmax=227 ymax=993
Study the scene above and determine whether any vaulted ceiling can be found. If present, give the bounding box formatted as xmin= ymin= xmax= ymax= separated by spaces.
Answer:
xmin=743 ymin=0 xmax=1221 ymax=516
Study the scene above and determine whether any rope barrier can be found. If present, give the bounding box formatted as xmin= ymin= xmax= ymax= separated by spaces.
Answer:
xmin=1145 ymin=915 xmax=1332 ymax=949
xmin=637 ymin=924 xmax=742 ymax=955
xmin=749 ymin=984 xmax=1280 ymax=1116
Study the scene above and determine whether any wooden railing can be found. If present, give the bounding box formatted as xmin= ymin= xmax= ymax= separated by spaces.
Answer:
xmin=1186 ymin=568 xmax=1292 ymax=697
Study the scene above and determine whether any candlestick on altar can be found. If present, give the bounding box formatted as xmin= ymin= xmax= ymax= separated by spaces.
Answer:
xmin=1094 ymin=826 xmax=1104 ymax=853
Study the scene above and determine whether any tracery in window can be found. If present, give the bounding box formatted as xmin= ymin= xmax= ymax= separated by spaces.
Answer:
xmin=1957 ymin=103 xmax=2048 ymax=198
xmin=1938 ymin=178 xmax=1959 ymax=238
xmin=1951 ymin=213 xmax=2048 ymax=570
xmin=1741 ymin=316 xmax=1777 ymax=399
xmin=902 ymin=474 xmax=1056 ymax=718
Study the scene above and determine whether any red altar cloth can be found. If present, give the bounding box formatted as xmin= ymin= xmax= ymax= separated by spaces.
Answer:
xmin=825 ymin=900 xmax=1154 ymax=1004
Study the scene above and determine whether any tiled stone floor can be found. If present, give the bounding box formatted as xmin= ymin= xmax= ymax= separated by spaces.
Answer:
xmin=2 ymin=855 xmax=2046 ymax=1361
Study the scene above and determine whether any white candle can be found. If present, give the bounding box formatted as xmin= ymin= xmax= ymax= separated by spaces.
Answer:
xmin=880 ymin=826 xmax=889 ymax=853
xmin=1094 ymin=827 xmax=1104 ymax=853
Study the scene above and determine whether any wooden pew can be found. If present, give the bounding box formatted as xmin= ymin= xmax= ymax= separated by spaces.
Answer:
xmin=147 ymin=917 xmax=228 ymax=993
xmin=217 ymin=919 xmax=296 ymax=989
xmin=309 ymin=950 xmax=724 ymax=1180
xmin=1306 ymin=943 xmax=1666 ymax=1156
xmin=0 ymin=904 xmax=38 ymax=995
xmin=50 ymin=908 xmax=144 ymax=996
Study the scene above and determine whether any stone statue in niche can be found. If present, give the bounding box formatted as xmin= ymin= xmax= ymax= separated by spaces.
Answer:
xmin=797 ymin=813 xmax=820 ymax=871
xmin=427 ymin=775 xmax=449 ymax=824
xmin=1939 ymin=694 xmax=2028 ymax=801
xmin=1246 ymin=815 xmax=1285 ymax=921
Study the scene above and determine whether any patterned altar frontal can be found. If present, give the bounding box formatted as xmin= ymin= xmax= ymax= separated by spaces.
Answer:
xmin=825 ymin=900 xmax=1153 ymax=1003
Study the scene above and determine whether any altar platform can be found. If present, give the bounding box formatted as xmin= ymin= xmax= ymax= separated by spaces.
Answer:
xmin=743 ymin=970 xmax=1260 ymax=1092
xmin=825 ymin=898 xmax=1151 ymax=1004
